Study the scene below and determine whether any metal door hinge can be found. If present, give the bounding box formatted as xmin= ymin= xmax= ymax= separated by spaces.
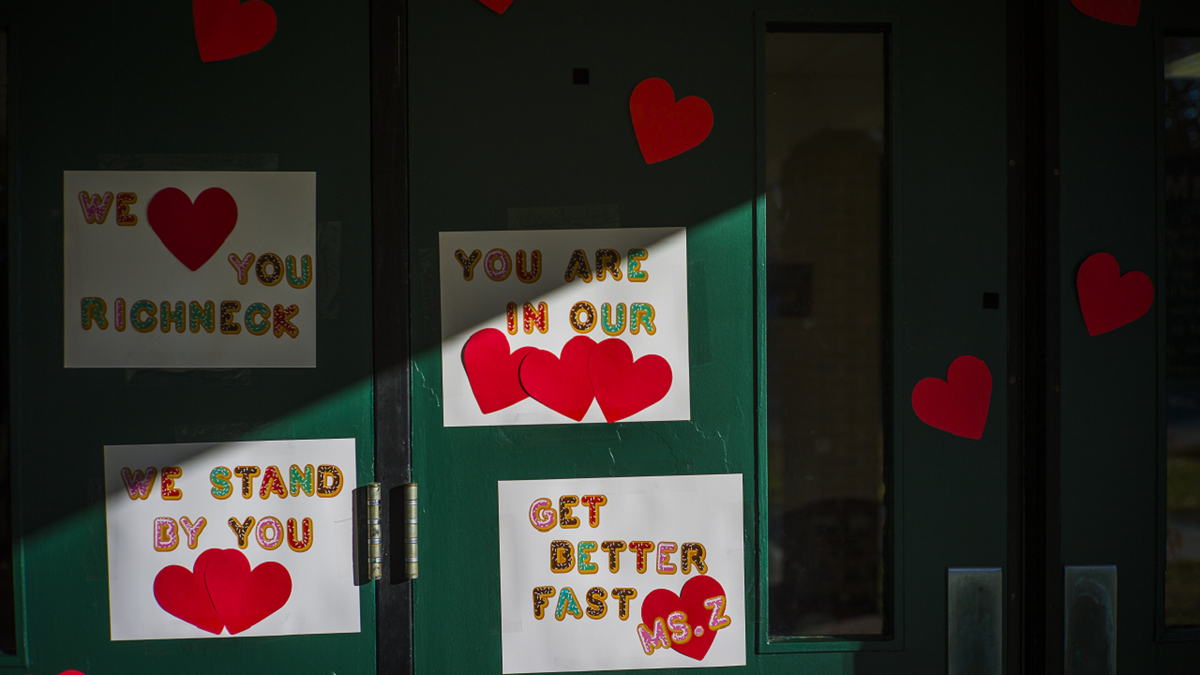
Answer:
xmin=367 ymin=483 xmax=383 ymax=582
xmin=403 ymin=483 xmax=418 ymax=580
xmin=353 ymin=483 xmax=383 ymax=585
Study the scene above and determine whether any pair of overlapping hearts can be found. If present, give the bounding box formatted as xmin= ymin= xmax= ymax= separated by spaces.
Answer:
xmin=913 ymin=252 xmax=1153 ymax=439
xmin=463 ymin=328 xmax=673 ymax=423
xmin=153 ymin=548 xmax=292 ymax=635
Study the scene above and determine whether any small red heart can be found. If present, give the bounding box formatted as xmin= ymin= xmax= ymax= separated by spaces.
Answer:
xmin=911 ymin=356 xmax=992 ymax=440
xmin=519 ymin=336 xmax=597 ymax=421
xmin=630 ymin=78 xmax=714 ymax=164
xmin=1070 ymin=0 xmax=1140 ymax=26
xmin=640 ymin=576 xmax=729 ymax=661
xmin=146 ymin=187 xmax=238 ymax=271
xmin=1077 ymin=252 xmax=1154 ymax=336
xmin=588 ymin=339 xmax=672 ymax=423
xmin=204 ymin=549 xmax=292 ymax=635
xmin=193 ymin=0 xmax=278 ymax=62
xmin=462 ymin=328 xmax=537 ymax=414
xmin=479 ymin=0 xmax=514 ymax=14
xmin=153 ymin=549 xmax=224 ymax=635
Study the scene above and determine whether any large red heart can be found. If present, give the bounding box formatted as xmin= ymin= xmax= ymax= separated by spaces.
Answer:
xmin=146 ymin=187 xmax=239 ymax=271
xmin=193 ymin=0 xmax=278 ymax=62
xmin=588 ymin=339 xmax=672 ymax=423
xmin=630 ymin=78 xmax=714 ymax=164
xmin=204 ymin=549 xmax=292 ymax=635
xmin=519 ymin=336 xmax=597 ymax=421
xmin=479 ymin=0 xmax=514 ymax=14
xmin=640 ymin=576 xmax=729 ymax=661
xmin=153 ymin=549 xmax=224 ymax=635
xmin=1077 ymin=252 xmax=1154 ymax=336
xmin=911 ymin=356 xmax=992 ymax=440
xmin=1070 ymin=0 xmax=1140 ymax=26
xmin=462 ymin=328 xmax=537 ymax=414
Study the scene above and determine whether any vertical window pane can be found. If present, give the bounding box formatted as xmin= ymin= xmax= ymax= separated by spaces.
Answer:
xmin=765 ymin=28 xmax=889 ymax=638
xmin=1165 ymin=34 xmax=1200 ymax=629
xmin=0 ymin=26 xmax=13 ymax=653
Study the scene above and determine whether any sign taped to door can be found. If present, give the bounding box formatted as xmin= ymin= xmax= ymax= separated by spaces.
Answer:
xmin=63 ymin=171 xmax=316 ymax=368
xmin=104 ymin=439 xmax=360 ymax=640
xmin=439 ymin=228 xmax=690 ymax=427
xmin=498 ymin=474 xmax=746 ymax=673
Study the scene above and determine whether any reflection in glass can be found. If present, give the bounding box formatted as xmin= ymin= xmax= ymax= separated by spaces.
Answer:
xmin=1165 ymin=35 xmax=1200 ymax=628
xmin=765 ymin=28 xmax=889 ymax=638
xmin=0 ymin=28 xmax=13 ymax=653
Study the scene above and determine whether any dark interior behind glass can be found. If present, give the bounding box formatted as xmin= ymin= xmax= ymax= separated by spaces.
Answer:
xmin=765 ymin=27 xmax=890 ymax=638
xmin=1164 ymin=34 xmax=1200 ymax=628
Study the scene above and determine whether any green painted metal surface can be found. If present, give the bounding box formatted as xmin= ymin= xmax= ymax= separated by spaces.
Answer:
xmin=1058 ymin=0 xmax=1200 ymax=670
xmin=3 ymin=1 xmax=376 ymax=673
xmin=409 ymin=0 xmax=1008 ymax=672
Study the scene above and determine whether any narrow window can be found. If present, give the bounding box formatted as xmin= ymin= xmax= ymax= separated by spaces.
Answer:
xmin=0 ymin=26 xmax=15 ymax=653
xmin=765 ymin=26 xmax=890 ymax=638
xmin=1164 ymin=34 xmax=1200 ymax=629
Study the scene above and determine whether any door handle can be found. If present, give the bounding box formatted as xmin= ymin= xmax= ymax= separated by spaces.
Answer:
xmin=948 ymin=567 xmax=1003 ymax=675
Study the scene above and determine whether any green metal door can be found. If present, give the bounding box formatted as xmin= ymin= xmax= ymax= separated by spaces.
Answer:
xmin=2 ymin=1 xmax=377 ymax=673
xmin=1057 ymin=0 xmax=1200 ymax=670
xmin=409 ymin=0 xmax=1011 ymax=672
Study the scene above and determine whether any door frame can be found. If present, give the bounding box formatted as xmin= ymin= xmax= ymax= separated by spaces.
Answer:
xmin=371 ymin=0 xmax=414 ymax=674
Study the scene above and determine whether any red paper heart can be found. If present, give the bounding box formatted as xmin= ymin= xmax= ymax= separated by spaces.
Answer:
xmin=1077 ymin=252 xmax=1154 ymax=336
xmin=203 ymin=549 xmax=292 ymax=635
xmin=479 ymin=0 xmax=514 ymax=13
xmin=1070 ymin=0 xmax=1140 ymax=26
xmin=462 ymin=328 xmax=537 ymax=414
xmin=640 ymin=576 xmax=729 ymax=661
xmin=153 ymin=549 xmax=224 ymax=635
xmin=519 ymin=336 xmax=597 ymax=421
xmin=630 ymin=78 xmax=714 ymax=164
xmin=588 ymin=339 xmax=672 ymax=423
xmin=193 ymin=0 xmax=278 ymax=62
xmin=146 ymin=187 xmax=239 ymax=271
xmin=911 ymin=356 xmax=992 ymax=440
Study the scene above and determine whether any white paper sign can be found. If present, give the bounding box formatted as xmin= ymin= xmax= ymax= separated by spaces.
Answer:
xmin=64 ymin=171 xmax=316 ymax=368
xmin=440 ymin=228 xmax=689 ymax=427
xmin=104 ymin=439 xmax=359 ymax=640
xmin=498 ymin=474 xmax=745 ymax=673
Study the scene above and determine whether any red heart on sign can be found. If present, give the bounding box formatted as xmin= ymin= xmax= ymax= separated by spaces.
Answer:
xmin=588 ymin=339 xmax=672 ymax=423
xmin=193 ymin=0 xmax=278 ymax=62
xmin=146 ymin=187 xmax=239 ymax=271
xmin=630 ymin=78 xmax=714 ymax=164
xmin=462 ymin=328 xmax=537 ymax=414
xmin=478 ymin=0 xmax=514 ymax=14
xmin=1076 ymin=252 xmax=1154 ymax=336
xmin=911 ymin=356 xmax=992 ymax=440
xmin=519 ymin=336 xmax=597 ymax=421
xmin=153 ymin=549 xmax=224 ymax=635
xmin=1070 ymin=0 xmax=1140 ymax=26
xmin=640 ymin=576 xmax=729 ymax=661
xmin=204 ymin=549 xmax=292 ymax=635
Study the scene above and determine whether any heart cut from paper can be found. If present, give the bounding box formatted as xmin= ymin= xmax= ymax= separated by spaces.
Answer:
xmin=630 ymin=78 xmax=714 ymax=164
xmin=640 ymin=576 xmax=729 ymax=661
xmin=1077 ymin=252 xmax=1154 ymax=336
xmin=519 ymin=336 xmax=597 ymax=421
xmin=588 ymin=338 xmax=672 ymax=423
xmin=462 ymin=328 xmax=537 ymax=414
xmin=1070 ymin=0 xmax=1140 ymax=26
xmin=193 ymin=0 xmax=278 ymax=62
xmin=146 ymin=187 xmax=239 ymax=271
xmin=204 ymin=548 xmax=292 ymax=635
xmin=153 ymin=548 xmax=224 ymax=635
xmin=478 ymin=0 xmax=514 ymax=13
xmin=911 ymin=356 xmax=992 ymax=440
